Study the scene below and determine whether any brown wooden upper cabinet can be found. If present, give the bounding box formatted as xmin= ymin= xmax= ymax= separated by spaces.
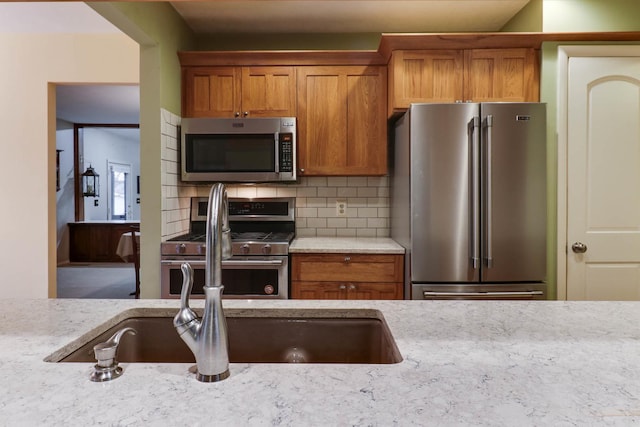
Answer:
xmin=182 ymin=66 xmax=296 ymax=118
xmin=297 ymin=66 xmax=387 ymax=176
xmin=388 ymin=48 xmax=540 ymax=116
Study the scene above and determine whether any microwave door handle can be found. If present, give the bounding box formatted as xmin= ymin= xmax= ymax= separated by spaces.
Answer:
xmin=274 ymin=132 xmax=280 ymax=173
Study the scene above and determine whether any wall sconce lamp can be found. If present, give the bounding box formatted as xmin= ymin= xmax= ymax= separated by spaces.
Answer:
xmin=82 ymin=164 xmax=100 ymax=198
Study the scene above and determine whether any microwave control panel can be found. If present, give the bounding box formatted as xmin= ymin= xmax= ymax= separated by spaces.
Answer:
xmin=279 ymin=133 xmax=294 ymax=173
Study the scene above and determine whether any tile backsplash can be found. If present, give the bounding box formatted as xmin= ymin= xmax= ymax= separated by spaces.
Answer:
xmin=160 ymin=109 xmax=390 ymax=240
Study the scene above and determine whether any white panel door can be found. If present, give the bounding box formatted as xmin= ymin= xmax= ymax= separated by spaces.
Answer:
xmin=567 ymin=57 xmax=640 ymax=300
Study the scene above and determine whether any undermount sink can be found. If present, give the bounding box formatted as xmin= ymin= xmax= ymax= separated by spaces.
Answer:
xmin=48 ymin=308 xmax=402 ymax=364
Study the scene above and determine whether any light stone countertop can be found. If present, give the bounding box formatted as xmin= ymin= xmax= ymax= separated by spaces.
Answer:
xmin=2 ymin=298 xmax=640 ymax=426
xmin=290 ymin=237 xmax=405 ymax=254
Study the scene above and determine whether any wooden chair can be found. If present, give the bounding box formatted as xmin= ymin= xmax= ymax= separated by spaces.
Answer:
xmin=129 ymin=225 xmax=140 ymax=299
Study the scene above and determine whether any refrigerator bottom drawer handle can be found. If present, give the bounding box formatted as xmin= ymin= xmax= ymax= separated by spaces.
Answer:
xmin=423 ymin=291 xmax=544 ymax=298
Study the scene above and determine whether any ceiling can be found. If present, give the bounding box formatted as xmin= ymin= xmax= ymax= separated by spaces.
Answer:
xmin=56 ymin=85 xmax=140 ymax=125
xmin=171 ymin=0 xmax=532 ymax=34
xmin=1 ymin=1 xmax=532 ymax=124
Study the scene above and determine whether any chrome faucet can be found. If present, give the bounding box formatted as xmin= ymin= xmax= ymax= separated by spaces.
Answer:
xmin=174 ymin=183 xmax=232 ymax=382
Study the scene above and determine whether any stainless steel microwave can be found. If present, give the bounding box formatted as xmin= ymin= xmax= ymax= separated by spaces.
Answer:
xmin=180 ymin=117 xmax=296 ymax=183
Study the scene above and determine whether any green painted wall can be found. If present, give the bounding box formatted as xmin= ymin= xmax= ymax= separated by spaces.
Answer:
xmin=539 ymin=44 xmax=559 ymax=299
xmin=501 ymin=0 xmax=543 ymax=31
xmin=543 ymin=0 xmax=640 ymax=32
xmin=89 ymin=2 xmax=196 ymax=114
xmin=196 ymin=33 xmax=381 ymax=51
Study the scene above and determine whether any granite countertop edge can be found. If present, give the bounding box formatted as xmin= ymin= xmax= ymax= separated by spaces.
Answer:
xmin=289 ymin=236 xmax=405 ymax=254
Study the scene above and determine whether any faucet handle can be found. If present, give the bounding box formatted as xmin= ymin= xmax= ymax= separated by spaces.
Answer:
xmin=221 ymin=227 xmax=232 ymax=260
xmin=174 ymin=263 xmax=198 ymax=329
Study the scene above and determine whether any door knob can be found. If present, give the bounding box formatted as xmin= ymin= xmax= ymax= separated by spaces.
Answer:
xmin=571 ymin=242 xmax=587 ymax=253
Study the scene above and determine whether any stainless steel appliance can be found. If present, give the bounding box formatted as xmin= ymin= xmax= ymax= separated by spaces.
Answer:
xmin=161 ymin=197 xmax=295 ymax=299
xmin=181 ymin=117 xmax=296 ymax=183
xmin=391 ymin=103 xmax=547 ymax=300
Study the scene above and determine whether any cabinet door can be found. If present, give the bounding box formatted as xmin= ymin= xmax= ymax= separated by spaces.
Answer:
xmin=69 ymin=225 xmax=92 ymax=262
xmin=291 ymin=281 xmax=348 ymax=299
xmin=464 ymin=48 xmax=539 ymax=102
xmin=241 ymin=66 xmax=296 ymax=117
xmin=388 ymin=50 xmax=464 ymax=115
xmin=347 ymin=283 xmax=403 ymax=300
xmin=297 ymin=66 xmax=387 ymax=176
xmin=291 ymin=281 xmax=402 ymax=300
xmin=182 ymin=67 xmax=241 ymax=117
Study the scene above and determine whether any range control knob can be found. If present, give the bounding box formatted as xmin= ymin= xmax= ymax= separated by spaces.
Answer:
xmin=264 ymin=284 xmax=274 ymax=295
xmin=241 ymin=244 xmax=250 ymax=255
xmin=262 ymin=244 xmax=272 ymax=255
xmin=176 ymin=244 xmax=186 ymax=254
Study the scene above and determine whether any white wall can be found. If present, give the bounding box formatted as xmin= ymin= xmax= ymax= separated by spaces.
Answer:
xmin=0 ymin=33 xmax=138 ymax=298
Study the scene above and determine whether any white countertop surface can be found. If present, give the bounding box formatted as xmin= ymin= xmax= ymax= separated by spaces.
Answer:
xmin=290 ymin=237 xmax=405 ymax=254
xmin=2 ymin=298 xmax=640 ymax=426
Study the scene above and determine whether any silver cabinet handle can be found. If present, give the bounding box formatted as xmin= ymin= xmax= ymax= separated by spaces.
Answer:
xmin=344 ymin=256 xmax=351 ymax=263
xmin=571 ymin=242 xmax=588 ymax=253
xmin=339 ymin=284 xmax=347 ymax=290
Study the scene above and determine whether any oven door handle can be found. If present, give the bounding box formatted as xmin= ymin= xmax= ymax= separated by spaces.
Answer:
xmin=222 ymin=259 xmax=284 ymax=267
xmin=161 ymin=259 xmax=284 ymax=267
xmin=162 ymin=260 xmax=206 ymax=267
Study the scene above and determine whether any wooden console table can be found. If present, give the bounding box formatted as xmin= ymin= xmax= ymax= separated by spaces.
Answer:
xmin=68 ymin=221 xmax=140 ymax=263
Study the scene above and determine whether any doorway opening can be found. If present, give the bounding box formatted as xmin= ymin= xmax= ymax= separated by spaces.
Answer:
xmin=55 ymin=85 xmax=140 ymax=299
xmin=108 ymin=161 xmax=133 ymax=220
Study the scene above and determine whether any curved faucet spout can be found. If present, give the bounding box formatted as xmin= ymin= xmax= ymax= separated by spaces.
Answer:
xmin=174 ymin=183 xmax=231 ymax=382
xmin=206 ymin=182 xmax=232 ymax=288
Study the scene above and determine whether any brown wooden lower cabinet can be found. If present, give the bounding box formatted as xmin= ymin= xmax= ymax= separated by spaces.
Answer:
xmin=291 ymin=253 xmax=404 ymax=300
xmin=68 ymin=222 xmax=139 ymax=263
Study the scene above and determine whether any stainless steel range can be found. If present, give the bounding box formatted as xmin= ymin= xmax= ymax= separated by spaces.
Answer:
xmin=161 ymin=197 xmax=295 ymax=299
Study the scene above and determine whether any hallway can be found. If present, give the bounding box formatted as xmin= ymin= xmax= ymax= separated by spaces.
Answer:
xmin=57 ymin=264 xmax=136 ymax=299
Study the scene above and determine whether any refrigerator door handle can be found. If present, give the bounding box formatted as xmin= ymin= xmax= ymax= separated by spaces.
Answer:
xmin=469 ymin=116 xmax=480 ymax=269
xmin=422 ymin=291 xmax=543 ymax=299
xmin=484 ymin=114 xmax=494 ymax=268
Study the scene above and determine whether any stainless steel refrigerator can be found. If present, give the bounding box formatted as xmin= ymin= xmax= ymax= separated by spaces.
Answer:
xmin=391 ymin=103 xmax=547 ymax=300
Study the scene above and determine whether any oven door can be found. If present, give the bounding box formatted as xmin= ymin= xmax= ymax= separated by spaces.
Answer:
xmin=161 ymin=257 xmax=288 ymax=299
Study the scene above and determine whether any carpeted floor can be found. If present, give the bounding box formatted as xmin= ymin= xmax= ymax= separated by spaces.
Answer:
xmin=57 ymin=264 xmax=137 ymax=299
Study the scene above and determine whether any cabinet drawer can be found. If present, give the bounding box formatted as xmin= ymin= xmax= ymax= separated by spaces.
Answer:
xmin=292 ymin=280 xmax=403 ymax=300
xmin=291 ymin=254 xmax=403 ymax=283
